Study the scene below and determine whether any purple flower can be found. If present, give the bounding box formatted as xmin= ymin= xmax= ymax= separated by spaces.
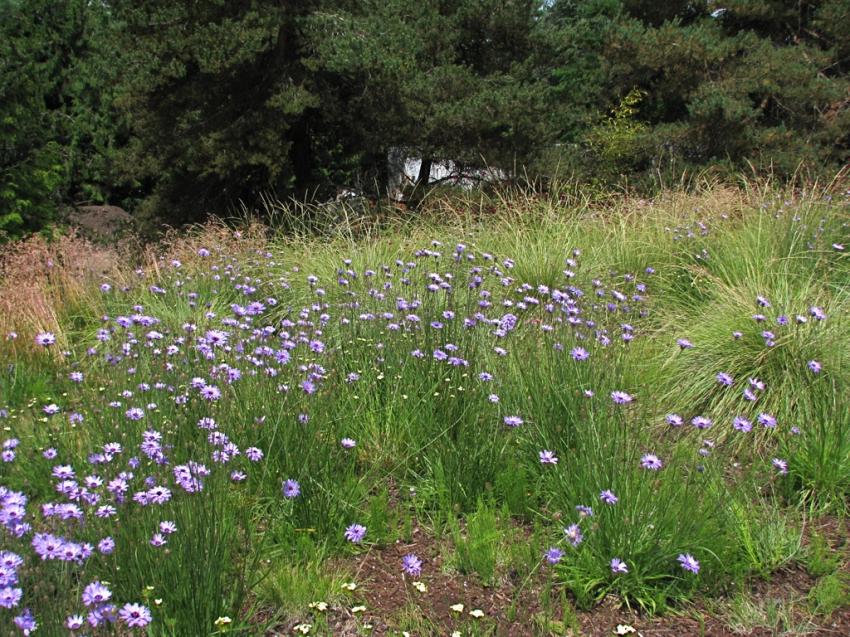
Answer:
xmin=66 ymin=615 xmax=85 ymax=630
xmin=564 ymin=524 xmax=583 ymax=547
xmin=640 ymin=454 xmax=663 ymax=470
xmin=0 ymin=586 xmax=22 ymax=608
xmin=340 ymin=438 xmax=356 ymax=449
xmin=402 ymin=553 xmax=422 ymax=576
xmin=600 ymin=490 xmax=618 ymax=505
xmin=119 ymin=603 xmax=152 ymax=628
xmin=545 ymin=547 xmax=564 ymax=564
xmin=758 ymin=413 xmax=777 ymax=428
xmin=716 ymin=372 xmax=734 ymax=387
xmin=810 ymin=306 xmax=826 ymax=320
xmin=98 ymin=537 xmax=115 ymax=554
xmin=733 ymin=416 xmax=752 ymax=432
xmin=125 ymin=407 xmax=144 ymax=421
xmin=666 ymin=414 xmax=683 ymax=427
xmin=200 ymin=385 xmax=221 ymax=401
xmin=610 ymin=391 xmax=633 ymax=404
xmin=150 ymin=533 xmax=167 ymax=547
xmin=570 ymin=347 xmax=589 ymax=361
xmin=677 ymin=553 xmax=700 ymax=573
xmin=575 ymin=505 xmax=593 ymax=517
xmin=13 ymin=608 xmax=36 ymax=633
xmin=282 ymin=479 xmax=301 ymax=499
xmin=245 ymin=447 xmax=264 ymax=462
xmin=35 ymin=332 xmax=56 ymax=346
xmin=772 ymin=458 xmax=788 ymax=475
xmin=503 ymin=415 xmax=524 ymax=427
xmin=808 ymin=360 xmax=822 ymax=373
xmin=691 ymin=416 xmax=712 ymax=430
xmin=610 ymin=558 xmax=628 ymax=574
xmin=344 ymin=523 xmax=367 ymax=543
xmin=539 ymin=450 xmax=558 ymax=465
xmin=676 ymin=338 xmax=693 ymax=350
xmin=82 ymin=581 xmax=111 ymax=607
xmin=146 ymin=485 xmax=171 ymax=505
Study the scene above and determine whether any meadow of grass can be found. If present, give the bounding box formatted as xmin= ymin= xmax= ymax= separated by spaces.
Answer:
xmin=0 ymin=183 xmax=848 ymax=635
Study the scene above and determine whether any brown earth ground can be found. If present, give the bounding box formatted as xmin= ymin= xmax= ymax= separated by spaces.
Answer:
xmin=266 ymin=517 xmax=850 ymax=637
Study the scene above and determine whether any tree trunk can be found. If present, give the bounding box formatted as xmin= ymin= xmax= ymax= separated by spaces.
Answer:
xmin=290 ymin=118 xmax=313 ymax=194
xmin=416 ymin=157 xmax=432 ymax=188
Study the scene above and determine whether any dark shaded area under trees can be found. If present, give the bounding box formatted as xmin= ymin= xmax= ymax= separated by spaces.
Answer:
xmin=2 ymin=0 xmax=849 ymax=240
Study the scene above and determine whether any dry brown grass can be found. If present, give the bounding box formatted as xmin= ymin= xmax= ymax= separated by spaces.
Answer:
xmin=142 ymin=218 xmax=269 ymax=277
xmin=0 ymin=231 xmax=127 ymax=352
xmin=0 ymin=219 xmax=270 ymax=357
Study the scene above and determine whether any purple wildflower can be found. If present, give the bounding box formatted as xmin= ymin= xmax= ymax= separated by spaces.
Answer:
xmin=82 ymin=581 xmax=111 ymax=607
xmin=600 ymin=490 xmax=618 ymax=505
xmin=503 ymin=415 xmax=524 ymax=427
xmin=564 ymin=524 xmax=583 ymax=547
xmin=666 ymin=414 xmax=683 ymax=427
xmin=570 ymin=347 xmax=589 ymax=361
xmin=677 ymin=553 xmax=700 ymax=573
xmin=35 ymin=332 xmax=55 ymax=346
xmin=344 ymin=523 xmax=367 ymax=543
xmin=610 ymin=391 xmax=633 ymax=404
xmin=733 ymin=416 xmax=752 ymax=432
xmin=545 ymin=547 xmax=564 ymax=564
xmin=716 ymin=372 xmax=734 ymax=387
xmin=282 ymin=479 xmax=301 ymax=499
xmin=119 ymin=603 xmax=152 ymax=628
xmin=610 ymin=558 xmax=628 ymax=574
xmin=758 ymin=413 xmax=777 ymax=428
xmin=402 ymin=553 xmax=423 ymax=576
xmin=245 ymin=447 xmax=264 ymax=462
xmin=539 ymin=450 xmax=558 ymax=465
xmin=150 ymin=533 xmax=167 ymax=547
xmin=0 ymin=586 xmax=22 ymax=608
xmin=66 ymin=615 xmax=84 ymax=629
xmin=13 ymin=608 xmax=36 ymax=634
xmin=640 ymin=454 xmax=663 ymax=470
xmin=125 ymin=407 xmax=144 ymax=421
xmin=691 ymin=416 xmax=712 ymax=430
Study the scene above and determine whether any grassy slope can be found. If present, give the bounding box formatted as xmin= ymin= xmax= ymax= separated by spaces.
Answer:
xmin=0 ymin=185 xmax=848 ymax=635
